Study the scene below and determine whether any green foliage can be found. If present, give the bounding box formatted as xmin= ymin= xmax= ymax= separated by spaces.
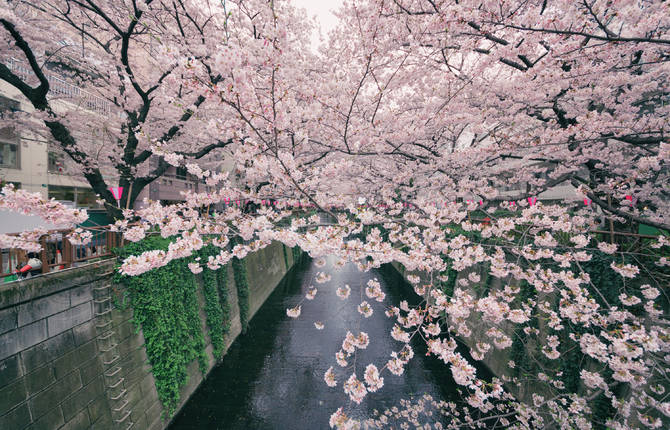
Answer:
xmin=216 ymin=263 xmax=231 ymax=340
xmin=479 ymin=266 xmax=492 ymax=295
xmin=202 ymin=263 xmax=225 ymax=357
xmin=232 ymin=256 xmax=250 ymax=333
xmin=112 ymin=237 xmax=234 ymax=415
xmin=113 ymin=236 xmax=207 ymax=415
xmin=282 ymin=244 xmax=289 ymax=269
xmin=197 ymin=244 xmax=231 ymax=359
xmin=439 ymin=259 xmax=458 ymax=297
xmin=292 ymin=245 xmax=303 ymax=263
xmin=504 ymin=251 xmax=658 ymax=429
xmin=509 ymin=280 xmax=539 ymax=378
xmin=591 ymin=380 xmax=616 ymax=429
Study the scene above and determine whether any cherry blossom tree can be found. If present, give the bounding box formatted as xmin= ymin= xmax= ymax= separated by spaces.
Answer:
xmin=0 ymin=0 xmax=240 ymax=217
xmin=128 ymin=1 xmax=669 ymax=427
xmin=2 ymin=0 xmax=669 ymax=428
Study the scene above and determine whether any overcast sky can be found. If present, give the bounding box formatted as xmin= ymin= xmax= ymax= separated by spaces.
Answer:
xmin=291 ymin=0 xmax=344 ymax=49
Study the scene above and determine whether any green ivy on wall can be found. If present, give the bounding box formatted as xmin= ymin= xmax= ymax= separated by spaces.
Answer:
xmin=291 ymin=246 xmax=303 ymax=264
xmin=196 ymin=244 xmax=234 ymax=359
xmin=282 ymin=244 xmax=289 ymax=270
xmin=232 ymin=256 xmax=250 ymax=334
xmin=509 ymin=280 xmax=540 ymax=379
xmin=440 ymin=258 xmax=458 ymax=297
xmin=113 ymin=237 xmax=234 ymax=415
xmin=200 ymin=256 xmax=225 ymax=357
xmin=216 ymin=262 xmax=231 ymax=341
xmin=113 ymin=236 xmax=207 ymax=415
xmin=504 ymin=249 xmax=668 ymax=429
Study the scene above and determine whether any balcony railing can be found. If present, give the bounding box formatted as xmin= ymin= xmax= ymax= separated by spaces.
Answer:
xmin=4 ymin=57 xmax=118 ymax=116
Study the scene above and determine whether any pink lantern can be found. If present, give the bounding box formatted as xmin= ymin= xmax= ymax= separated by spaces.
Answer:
xmin=583 ymin=198 xmax=592 ymax=206
xmin=510 ymin=201 xmax=515 ymax=206
xmin=109 ymin=186 xmax=123 ymax=201
xmin=528 ymin=197 xmax=537 ymax=206
xmin=625 ymin=195 xmax=632 ymax=201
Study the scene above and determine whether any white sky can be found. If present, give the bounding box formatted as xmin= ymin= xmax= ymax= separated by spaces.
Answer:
xmin=291 ymin=0 xmax=344 ymax=50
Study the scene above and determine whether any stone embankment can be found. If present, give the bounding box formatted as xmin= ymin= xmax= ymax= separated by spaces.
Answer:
xmin=0 ymin=241 xmax=300 ymax=429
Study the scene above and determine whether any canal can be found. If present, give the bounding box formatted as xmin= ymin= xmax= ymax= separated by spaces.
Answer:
xmin=170 ymin=256 xmax=489 ymax=429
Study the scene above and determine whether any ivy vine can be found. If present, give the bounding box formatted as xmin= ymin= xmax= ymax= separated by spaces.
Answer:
xmin=232 ymin=256 xmax=250 ymax=334
xmin=283 ymin=243 xmax=289 ymax=270
xmin=216 ymin=262 xmax=231 ymax=341
xmin=201 ymin=258 xmax=225 ymax=357
xmin=113 ymin=237 xmax=234 ymax=415
xmin=291 ymin=245 xmax=303 ymax=264
xmin=113 ymin=236 xmax=207 ymax=415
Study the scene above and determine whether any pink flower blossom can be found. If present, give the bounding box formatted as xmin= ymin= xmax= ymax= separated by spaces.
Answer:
xmin=343 ymin=373 xmax=367 ymax=404
xmin=357 ymin=301 xmax=373 ymax=318
xmin=391 ymin=325 xmax=410 ymax=343
xmin=286 ymin=306 xmax=301 ymax=318
xmin=324 ymin=366 xmax=337 ymax=387
xmin=610 ymin=261 xmax=640 ymax=278
xmin=598 ymin=242 xmax=618 ymax=254
xmin=364 ymin=364 xmax=384 ymax=392
xmin=336 ymin=284 xmax=351 ymax=299
xmin=188 ymin=263 xmax=203 ymax=274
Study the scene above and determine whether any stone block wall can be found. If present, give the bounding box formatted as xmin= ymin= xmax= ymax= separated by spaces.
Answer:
xmin=0 ymin=241 xmax=300 ymax=430
xmin=0 ymin=260 xmax=122 ymax=430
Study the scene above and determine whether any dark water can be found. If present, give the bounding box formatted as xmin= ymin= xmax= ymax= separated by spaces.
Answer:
xmin=169 ymin=257 xmax=490 ymax=429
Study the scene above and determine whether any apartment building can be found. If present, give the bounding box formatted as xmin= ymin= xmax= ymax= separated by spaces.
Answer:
xmin=0 ymin=57 xmax=232 ymax=231
xmin=0 ymin=58 xmax=111 ymax=203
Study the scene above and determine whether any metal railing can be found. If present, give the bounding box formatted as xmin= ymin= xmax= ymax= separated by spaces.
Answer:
xmin=4 ymin=57 xmax=118 ymax=116
xmin=1 ymin=217 xmax=662 ymax=283
xmin=1 ymin=226 xmax=123 ymax=281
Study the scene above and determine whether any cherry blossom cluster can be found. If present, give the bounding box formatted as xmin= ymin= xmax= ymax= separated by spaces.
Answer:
xmin=2 ymin=0 xmax=669 ymax=428
xmin=0 ymin=185 xmax=91 ymax=251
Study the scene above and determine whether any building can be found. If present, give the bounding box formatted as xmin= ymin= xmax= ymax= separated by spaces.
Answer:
xmin=1 ymin=57 xmax=232 ymax=230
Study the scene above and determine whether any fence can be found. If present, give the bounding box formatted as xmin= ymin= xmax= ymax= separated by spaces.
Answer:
xmin=1 ymin=218 xmax=664 ymax=283
xmin=1 ymin=226 xmax=122 ymax=281
xmin=3 ymin=57 xmax=119 ymax=117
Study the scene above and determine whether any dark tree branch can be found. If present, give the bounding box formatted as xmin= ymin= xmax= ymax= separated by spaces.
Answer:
xmin=572 ymin=179 xmax=670 ymax=231
xmin=0 ymin=19 xmax=50 ymax=105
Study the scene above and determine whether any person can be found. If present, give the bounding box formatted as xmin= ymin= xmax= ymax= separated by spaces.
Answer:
xmin=16 ymin=253 xmax=43 ymax=278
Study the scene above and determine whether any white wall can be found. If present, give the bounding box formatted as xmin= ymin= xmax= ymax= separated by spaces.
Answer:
xmin=0 ymin=209 xmax=59 ymax=234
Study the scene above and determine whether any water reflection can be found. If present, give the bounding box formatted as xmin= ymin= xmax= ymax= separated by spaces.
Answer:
xmin=169 ymin=257 xmax=489 ymax=429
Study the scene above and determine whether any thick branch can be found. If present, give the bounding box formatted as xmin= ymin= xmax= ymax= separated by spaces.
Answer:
xmin=0 ymin=19 xmax=50 ymax=105
xmin=572 ymin=179 xmax=670 ymax=231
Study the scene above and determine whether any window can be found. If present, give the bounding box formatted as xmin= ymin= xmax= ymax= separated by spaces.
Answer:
xmin=0 ymin=96 xmax=20 ymax=169
xmin=49 ymin=185 xmax=75 ymax=203
xmin=48 ymin=185 xmax=100 ymax=208
xmin=75 ymin=188 xmax=98 ymax=207
xmin=0 ymin=95 xmax=20 ymax=118
xmin=0 ymin=142 xmax=19 ymax=168
xmin=48 ymin=152 xmax=65 ymax=173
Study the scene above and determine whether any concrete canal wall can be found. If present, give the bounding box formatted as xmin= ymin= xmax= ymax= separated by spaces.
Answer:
xmin=391 ymin=261 xmax=574 ymax=409
xmin=0 ymin=241 xmax=300 ymax=430
xmin=389 ymin=262 xmax=520 ymax=394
